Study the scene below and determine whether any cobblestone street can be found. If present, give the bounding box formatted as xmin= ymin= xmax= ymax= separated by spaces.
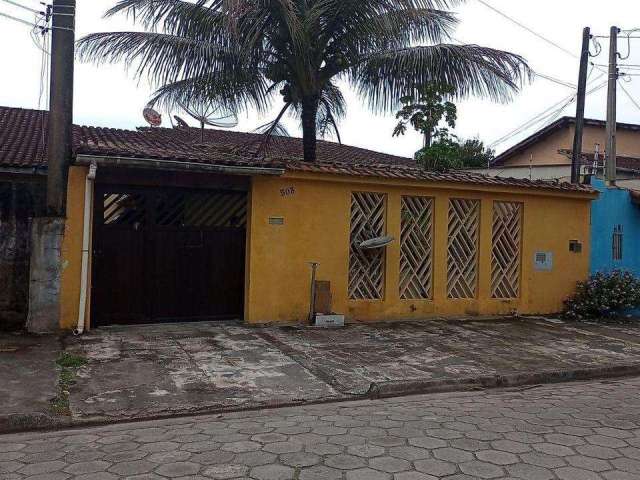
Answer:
xmin=3 ymin=378 xmax=640 ymax=479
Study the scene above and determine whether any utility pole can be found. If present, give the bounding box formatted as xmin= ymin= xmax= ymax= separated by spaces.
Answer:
xmin=570 ymin=27 xmax=591 ymax=184
xmin=46 ymin=0 xmax=76 ymax=216
xmin=605 ymin=26 xmax=619 ymax=186
xmin=27 ymin=0 xmax=76 ymax=333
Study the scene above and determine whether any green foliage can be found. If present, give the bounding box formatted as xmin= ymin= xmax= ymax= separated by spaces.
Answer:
xmin=563 ymin=270 xmax=640 ymax=321
xmin=51 ymin=353 xmax=87 ymax=416
xmin=393 ymin=83 xmax=457 ymax=147
xmin=56 ymin=353 xmax=88 ymax=369
xmin=415 ymin=130 xmax=495 ymax=172
xmin=78 ymin=0 xmax=531 ymax=161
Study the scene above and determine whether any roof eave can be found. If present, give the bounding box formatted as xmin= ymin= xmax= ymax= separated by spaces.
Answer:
xmin=74 ymin=154 xmax=286 ymax=176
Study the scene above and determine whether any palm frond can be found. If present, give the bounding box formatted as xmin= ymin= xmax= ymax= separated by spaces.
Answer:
xmin=350 ymin=43 xmax=531 ymax=112
xmin=336 ymin=8 xmax=458 ymax=54
xmin=77 ymin=31 xmax=233 ymax=86
xmin=149 ymin=72 xmax=271 ymax=115
xmin=254 ymin=101 xmax=292 ymax=158
xmin=105 ymin=0 xmax=224 ymax=38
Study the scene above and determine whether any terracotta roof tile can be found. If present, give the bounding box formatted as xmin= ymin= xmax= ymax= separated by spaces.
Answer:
xmin=0 ymin=106 xmax=594 ymax=194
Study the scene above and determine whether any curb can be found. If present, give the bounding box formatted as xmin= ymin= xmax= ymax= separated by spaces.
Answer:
xmin=3 ymin=364 xmax=640 ymax=436
xmin=366 ymin=363 xmax=640 ymax=399
xmin=0 ymin=413 xmax=72 ymax=435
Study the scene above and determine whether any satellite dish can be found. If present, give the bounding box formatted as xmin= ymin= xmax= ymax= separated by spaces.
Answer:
xmin=143 ymin=105 xmax=162 ymax=127
xmin=180 ymin=101 xmax=238 ymax=129
xmin=359 ymin=235 xmax=395 ymax=250
xmin=176 ymin=101 xmax=238 ymax=142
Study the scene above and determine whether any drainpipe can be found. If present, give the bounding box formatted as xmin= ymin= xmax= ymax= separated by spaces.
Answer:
xmin=74 ymin=161 xmax=97 ymax=335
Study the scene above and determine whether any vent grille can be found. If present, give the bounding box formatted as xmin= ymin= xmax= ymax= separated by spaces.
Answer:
xmin=348 ymin=192 xmax=387 ymax=300
xmin=400 ymin=196 xmax=434 ymax=300
xmin=447 ymin=198 xmax=480 ymax=299
xmin=491 ymin=201 xmax=522 ymax=299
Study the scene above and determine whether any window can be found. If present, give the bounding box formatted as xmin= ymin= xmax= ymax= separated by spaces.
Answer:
xmin=613 ymin=225 xmax=624 ymax=261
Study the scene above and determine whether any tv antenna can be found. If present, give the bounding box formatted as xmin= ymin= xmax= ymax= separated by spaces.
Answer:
xmin=142 ymin=105 xmax=162 ymax=127
xmin=179 ymin=101 xmax=238 ymax=142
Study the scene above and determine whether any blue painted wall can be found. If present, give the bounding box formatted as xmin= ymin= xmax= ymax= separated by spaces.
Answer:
xmin=590 ymin=178 xmax=640 ymax=275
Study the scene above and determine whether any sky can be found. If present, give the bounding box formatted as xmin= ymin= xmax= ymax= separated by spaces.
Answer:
xmin=1 ymin=0 xmax=639 ymax=158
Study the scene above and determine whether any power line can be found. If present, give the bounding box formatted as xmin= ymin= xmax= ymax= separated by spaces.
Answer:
xmin=490 ymin=69 xmax=604 ymax=145
xmin=452 ymin=36 xmax=577 ymax=90
xmin=0 ymin=0 xmax=42 ymax=14
xmin=489 ymin=76 xmax=608 ymax=149
xmin=475 ymin=0 xmax=578 ymax=59
xmin=618 ymin=81 xmax=640 ymax=113
xmin=0 ymin=10 xmax=36 ymax=27
xmin=533 ymin=72 xmax=576 ymax=89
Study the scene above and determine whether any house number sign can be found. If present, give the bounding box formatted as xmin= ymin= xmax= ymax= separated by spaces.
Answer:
xmin=280 ymin=186 xmax=296 ymax=197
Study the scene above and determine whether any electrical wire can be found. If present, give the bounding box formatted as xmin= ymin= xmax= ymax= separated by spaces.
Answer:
xmin=37 ymin=19 xmax=50 ymax=151
xmin=0 ymin=10 xmax=36 ymax=26
xmin=488 ymin=67 xmax=603 ymax=147
xmin=618 ymin=80 xmax=640 ymax=113
xmin=533 ymin=72 xmax=576 ymax=89
xmin=474 ymin=0 xmax=578 ymax=59
xmin=452 ymin=36 xmax=577 ymax=90
xmin=489 ymin=75 xmax=608 ymax=149
xmin=0 ymin=0 xmax=41 ymax=14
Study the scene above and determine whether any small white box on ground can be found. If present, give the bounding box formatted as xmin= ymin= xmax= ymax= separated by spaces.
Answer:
xmin=314 ymin=314 xmax=345 ymax=328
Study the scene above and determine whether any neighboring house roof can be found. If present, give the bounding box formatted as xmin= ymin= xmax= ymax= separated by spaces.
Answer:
xmin=557 ymin=149 xmax=640 ymax=174
xmin=0 ymin=106 xmax=593 ymax=193
xmin=492 ymin=116 xmax=640 ymax=167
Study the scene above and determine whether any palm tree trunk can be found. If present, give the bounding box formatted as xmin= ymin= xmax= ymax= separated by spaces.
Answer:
xmin=301 ymin=95 xmax=319 ymax=162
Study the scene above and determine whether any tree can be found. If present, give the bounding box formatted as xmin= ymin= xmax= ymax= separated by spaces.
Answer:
xmin=415 ymin=130 xmax=494 ymax=172
xmin=78 ymin=0 xmax=530 ymax=162
xmin=392 ymin=83 xmax=457 ymax=148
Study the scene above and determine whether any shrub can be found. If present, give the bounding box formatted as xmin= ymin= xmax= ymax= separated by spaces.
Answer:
xmin=563 ymin=270 xmax=640 ymax=321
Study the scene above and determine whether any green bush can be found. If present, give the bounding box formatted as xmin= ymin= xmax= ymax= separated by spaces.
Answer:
xmin=563 ymin=270 xmax=640 ymax=321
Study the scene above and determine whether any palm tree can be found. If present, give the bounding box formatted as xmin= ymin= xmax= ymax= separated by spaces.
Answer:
xmin=78 ymin=0 xmax=530 ymax=162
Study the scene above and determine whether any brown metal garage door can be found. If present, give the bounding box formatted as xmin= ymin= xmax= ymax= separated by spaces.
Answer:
xmin=91 ymin=185 xmax=246 ymax=326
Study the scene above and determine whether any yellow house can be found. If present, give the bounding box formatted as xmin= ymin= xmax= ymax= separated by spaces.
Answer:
xmin=0 ymin=107 xmax=598 ymax=331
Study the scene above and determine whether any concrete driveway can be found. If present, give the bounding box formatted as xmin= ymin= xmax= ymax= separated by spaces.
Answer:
xmin=59 ymin=317 xmax=640 ymax=427
xmin=64 ymin=323 xmax=340 ymax=423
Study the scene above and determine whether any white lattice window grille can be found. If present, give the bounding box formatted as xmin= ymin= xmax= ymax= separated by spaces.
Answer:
xmin=447 ymin=198 xmax=480 ymax=299
xmin=400 ymin=196 xmax=434 ymax=300
xmin=491 ymin=201 xmax=523 ymax=299
xmin=349 ymin=192 xmax=387 ymax=300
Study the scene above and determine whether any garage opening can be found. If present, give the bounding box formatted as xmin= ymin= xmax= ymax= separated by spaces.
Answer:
xmin=91 ymin=184 xmax=247 ymax=326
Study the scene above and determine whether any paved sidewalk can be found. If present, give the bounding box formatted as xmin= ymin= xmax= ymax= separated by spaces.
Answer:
xmin=6 ymin=317 xmax=640 ymax=434
xmin=261 ymin=318 xmax=640 ymax=394
xmin=0 ymin=333 xmax=62 ymax=432
xmin=60 ymin=318 xmax=640 ymax=428
xmin=3 ymin=377 xmax=640 ymax=479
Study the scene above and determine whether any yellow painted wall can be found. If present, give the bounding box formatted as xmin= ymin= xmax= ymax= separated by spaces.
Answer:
xmin=59 ymin=165 xmax=88 ymax=330
xmin=58 ymin=166 xmax=596 ymax=329
xmin=246 ymin=173 xmax=596 ymax=324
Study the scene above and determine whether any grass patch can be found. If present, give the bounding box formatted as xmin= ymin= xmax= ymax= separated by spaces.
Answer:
xmin=56 ymin=352 xmax=88 ymax=369
xmin=51 ymin=352 xmax=87 ymax=416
